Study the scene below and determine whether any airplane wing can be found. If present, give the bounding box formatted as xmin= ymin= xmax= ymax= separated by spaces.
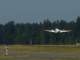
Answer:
xmin=60 ymin=30 xmax=71 ymax=33
xmin=44 ymin=30 xmax=55 ymax=32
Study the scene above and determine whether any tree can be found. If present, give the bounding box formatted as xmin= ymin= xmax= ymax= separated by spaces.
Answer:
xmin=4 ymin=21 xmax=16 ymax=44
xmin=0 ymin=24 xmax=4 ymax=44
xmin=75 ymin=16 xmax=80 ymax=42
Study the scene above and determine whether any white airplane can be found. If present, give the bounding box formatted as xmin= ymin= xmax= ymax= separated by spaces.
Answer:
xmin=44 ymin=28 xmax=71 ymax=33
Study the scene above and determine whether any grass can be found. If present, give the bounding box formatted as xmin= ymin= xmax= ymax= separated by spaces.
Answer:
xmin=0 ymin=56 xmax=15 ymax=60
xmin=7 ymin=45 xmax=80 ymax=52
xmin=0 ymin=45 xmax=80 ymax=60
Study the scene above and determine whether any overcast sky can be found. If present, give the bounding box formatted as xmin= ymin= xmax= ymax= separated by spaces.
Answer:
xmin=0 ymin=0 xmax=80 ymax=24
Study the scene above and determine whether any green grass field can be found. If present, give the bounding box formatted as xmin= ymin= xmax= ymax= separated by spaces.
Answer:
xmin=0 ymin=45 xmax=80 ymax=60
xmin=7 ymin=45 xmax=80 ymax=53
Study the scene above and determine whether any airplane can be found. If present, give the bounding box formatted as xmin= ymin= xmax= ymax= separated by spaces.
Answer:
xmin=44 ymin=28 xmax=71 ymax=33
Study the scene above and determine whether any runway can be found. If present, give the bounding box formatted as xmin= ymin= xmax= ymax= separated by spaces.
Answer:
xmin=7 ymin=51 xmax=80 ymax=60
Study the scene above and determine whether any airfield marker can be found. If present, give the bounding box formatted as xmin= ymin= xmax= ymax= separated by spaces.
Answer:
xmin=4 ymin=45 xmax=8 ymax=56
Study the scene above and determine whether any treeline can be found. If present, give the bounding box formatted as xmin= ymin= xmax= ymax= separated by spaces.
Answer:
xmin=0 ymin=16 xmax=80 ymax=45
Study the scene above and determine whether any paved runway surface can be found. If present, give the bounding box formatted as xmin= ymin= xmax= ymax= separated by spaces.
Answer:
xmin=6 ymin=51 xmax=80 ymax=60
